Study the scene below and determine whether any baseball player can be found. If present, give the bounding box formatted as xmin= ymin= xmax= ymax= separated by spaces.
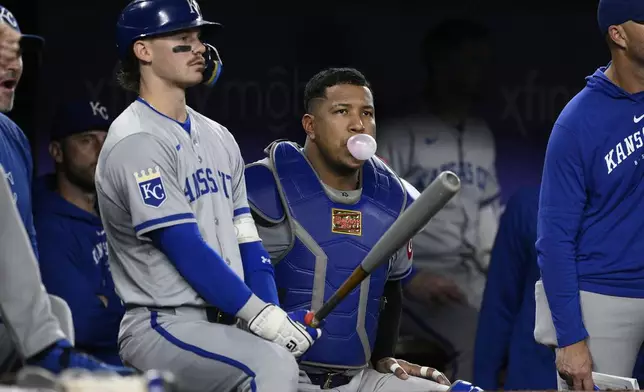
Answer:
xmin=95 ymin=1 xmax=321 ymax=391
xmin=474 ymin=187 xmax=556 ymax=390
xmin=245 ymin=67 xmax=482 ymax=392
xmin=0 ymin=5 xmax=133 ymax=377
xmin=376 ymin=19 xmax=499 ymax=381
xmin=34 ymin=99 xmax=124 ymax=366
xmin=535 ymin=0 xmax=644 ymax=390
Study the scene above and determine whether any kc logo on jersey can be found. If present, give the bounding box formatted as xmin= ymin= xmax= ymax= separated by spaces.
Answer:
xmin=134 ymin=166 xmax=166 ymax=208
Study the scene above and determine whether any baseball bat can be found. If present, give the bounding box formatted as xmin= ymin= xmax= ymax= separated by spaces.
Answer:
xmin=304 ymin=170 xmax=461 ymax=328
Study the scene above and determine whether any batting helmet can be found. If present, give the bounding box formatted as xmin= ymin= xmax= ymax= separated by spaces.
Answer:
xmin=116 ymin=0 xmax=223 ymax=87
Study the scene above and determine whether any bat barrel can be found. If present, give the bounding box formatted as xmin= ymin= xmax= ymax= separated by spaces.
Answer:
xmin=440 ymin=171 xmax=461 ymax=193
xmin=360 ymin=171 xmax=461 ymax=274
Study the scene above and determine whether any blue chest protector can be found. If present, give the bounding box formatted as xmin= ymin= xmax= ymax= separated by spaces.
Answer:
xmin=246 ymin=141 xmax=408 ymax=368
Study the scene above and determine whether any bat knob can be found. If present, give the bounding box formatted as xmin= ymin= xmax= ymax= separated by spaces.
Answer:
xmin=304 ymin=311 xmax=315 ymax=327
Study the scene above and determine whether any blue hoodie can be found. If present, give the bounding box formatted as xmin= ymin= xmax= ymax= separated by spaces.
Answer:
xmin=475 ymin=186 xmax=556 ymax=390
xmin=33 ymin=175 xmax=124 ymax=365
xmin=0 ymin=113 xmax=38 ymax=256
xmin=538 ymin=65 xmax=644 ymax=347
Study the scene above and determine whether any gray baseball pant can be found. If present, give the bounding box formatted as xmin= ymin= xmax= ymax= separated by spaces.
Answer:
xmin=535 ymin=280 xmax=644 ymax=385
xmin=119 ymin=306 xmax=301 ymax=392
xmin=297 ymin=367 xmax=449 ymax=392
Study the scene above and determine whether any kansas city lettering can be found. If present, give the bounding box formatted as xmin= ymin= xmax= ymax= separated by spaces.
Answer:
xmin=413 ymin=161 xmax=491 ymax=191
xmin=605 ymin=130 xmax=644 ymax=174
xmin=184 ymin=168 xmax=233 ymax=203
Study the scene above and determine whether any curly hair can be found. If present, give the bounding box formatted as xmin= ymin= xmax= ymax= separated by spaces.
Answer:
xmin=115 ymin=49 xmax=141 ymax=93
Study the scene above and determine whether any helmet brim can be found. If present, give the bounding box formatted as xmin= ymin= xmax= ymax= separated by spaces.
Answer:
xmin=138 ymin=20 xmax=222 ymax=41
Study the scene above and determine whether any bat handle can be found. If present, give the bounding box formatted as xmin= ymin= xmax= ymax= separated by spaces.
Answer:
xmin=304 ymin=311 xmax=320 ymax=328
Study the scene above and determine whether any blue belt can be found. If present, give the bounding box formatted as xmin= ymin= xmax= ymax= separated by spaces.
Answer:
xmin=124 ymin=304 xmax=236 ymax=325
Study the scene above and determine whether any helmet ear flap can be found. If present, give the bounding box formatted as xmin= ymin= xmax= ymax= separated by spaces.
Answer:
xmin=201 ymin=43 xmax=223 ymax=88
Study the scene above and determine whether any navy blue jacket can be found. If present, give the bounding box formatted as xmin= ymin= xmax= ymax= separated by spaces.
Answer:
xmin=33 ymin=175 xmax=124 ymax=365
xmin=474 ymin=187 xmax=556 ymax=390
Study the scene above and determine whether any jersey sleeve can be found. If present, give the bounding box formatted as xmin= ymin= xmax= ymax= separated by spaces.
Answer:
xmin=388 ymin=177 xmax=418 ymax=280
xmin=8 ymin=121 xmax=39 ymax=257
xmin=387 ymin=241 xmax=413 ymax=281
xmin=229 ymin=135 xmax=251 ymax=219
xmin=537 ymin=122 xmax=588 ymax=347
xmin=102 ymin=133 xmax=196 ymax=238
xmin=376 ymin=120 xmax=416 ymax=177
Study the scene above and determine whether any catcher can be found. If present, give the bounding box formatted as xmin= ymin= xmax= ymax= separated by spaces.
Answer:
xmin=245 ymin=67 xmax=483 ymax=392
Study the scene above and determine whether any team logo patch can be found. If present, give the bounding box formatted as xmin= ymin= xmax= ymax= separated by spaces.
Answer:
xmin=331 ymin=208 xmax=362 ymax=236
xmin=134 ymin=166 xmax=166 ymax=208
xmin=407 ymin=240 xmax=413 ymax=260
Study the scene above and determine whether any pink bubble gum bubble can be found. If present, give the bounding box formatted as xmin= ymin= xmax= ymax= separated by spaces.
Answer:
xmin=347 ymin=134 xmax=377 ymax=161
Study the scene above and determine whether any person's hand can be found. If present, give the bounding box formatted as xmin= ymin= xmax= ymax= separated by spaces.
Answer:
xmin=375 ymin=357 xmax=451 ymax=385
xmin=247 ymin=305 xmax=322 ymax=357
xmin=404 ymin=270 xmax=466 ymax=306
xmin=556 ymin=340 xmax=595 ymax=391
xmin=0 ymin=23 xmax=20 ymax=69
xmin=97 ymin=295 xmax=108 ymax=307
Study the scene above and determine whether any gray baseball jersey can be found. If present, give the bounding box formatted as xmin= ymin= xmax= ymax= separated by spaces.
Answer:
xmin=376 ymin=113 xmax=500 ymax=274
xmin=95 ymin=99 xmax=249 ymax=307
xmin=252 ymin=157 xmax=414 ymax=281
xmin=0 ymin=165 xmax=67 ymax=361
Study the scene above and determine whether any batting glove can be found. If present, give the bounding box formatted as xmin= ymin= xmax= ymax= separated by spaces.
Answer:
xmin=247 ymin=304 xmax=322 ymax=357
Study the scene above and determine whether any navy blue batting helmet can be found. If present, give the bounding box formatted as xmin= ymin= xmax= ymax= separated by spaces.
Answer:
xmin=116 ymin=0 xmax=223 ymax=87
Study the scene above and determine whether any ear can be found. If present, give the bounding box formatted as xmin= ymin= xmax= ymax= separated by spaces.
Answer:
xmin=608 ymin=24 xmax=627 ymax=49
xmin=132 ymin=39 xmax=152 ymax=63
xmin=302 ymin=114 xmax=316 ymax=140
xmin=49 ymin=141 xmax=63 ymax=164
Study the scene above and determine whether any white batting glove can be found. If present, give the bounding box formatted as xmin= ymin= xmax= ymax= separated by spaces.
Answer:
xmin=247 ymin=304 xmax=322 ymax=357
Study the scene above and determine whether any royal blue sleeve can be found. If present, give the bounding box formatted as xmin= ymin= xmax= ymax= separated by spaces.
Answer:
xmin=36 ymin=223 xmax=119 ymax=347
xmin=536 ymin=123 xmax=588 ymax=347
xmin=16 ymin=124 xmax=38 ymax=259
xmin=147 ymin=222 xmax=254 ymax=315
xmin=239 ymin=240 xmax=280 ymax=305
xmin=474 ymin=189 xmax=535 ymax=389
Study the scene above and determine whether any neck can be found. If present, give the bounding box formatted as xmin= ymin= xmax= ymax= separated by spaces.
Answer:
xmin=139 ymin=74 xmax=188 ymax=122
xmin=56 ymin=174 xmax=97 ymax=215
xmin=303 ymin=141 xmax=360 ymax=191
xmin=605 ymin=54 xmax=644 ymax=94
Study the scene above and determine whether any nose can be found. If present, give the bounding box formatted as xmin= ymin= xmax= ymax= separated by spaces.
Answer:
xmin=349 ymin=116 xmax=365 ymax=133
xmin=96 ymin=134 xmax=107 ymax=152
xmin=5 ymin=54 xmax=21 ymax=72
xmin=194 ymin=41 xmax=206 ymax=55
